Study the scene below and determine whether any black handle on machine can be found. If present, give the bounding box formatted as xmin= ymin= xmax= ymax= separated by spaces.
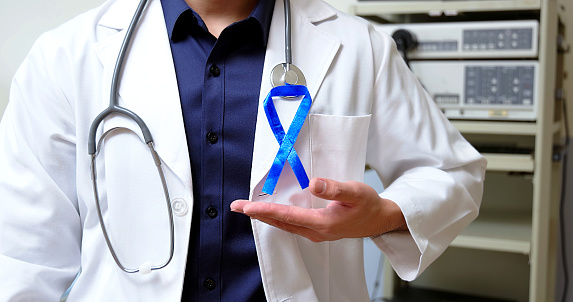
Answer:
xmin=392 ymin=29 xmax=418 ymax=68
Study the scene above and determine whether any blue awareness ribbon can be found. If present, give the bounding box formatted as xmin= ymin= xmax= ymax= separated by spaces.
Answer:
xmin=262 ymin=84 xmax=312 ymax=195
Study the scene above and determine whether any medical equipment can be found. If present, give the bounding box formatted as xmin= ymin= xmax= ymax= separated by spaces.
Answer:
xmin=410 ymin=60 xmax=539 ymax=120
xmin=87 ymin=0 xmax=306 ymax=274
xmin=375 ymin=20 xmax=539 ymax=59
xmin=375 ymin=20 xmax=540 ymax=121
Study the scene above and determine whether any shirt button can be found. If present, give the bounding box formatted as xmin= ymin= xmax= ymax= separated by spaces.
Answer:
xmin=203 ymin=278 xmax=216 ymax=291
xmin=206 ymin=131 xmax=218 ymax=144
xmin=206 ymin=206 xmax=218 ymax=218
xmin=209 ymin=65 xmax=220 ymax=77
xmin=171 ymin=198 xmax=188 ymax=216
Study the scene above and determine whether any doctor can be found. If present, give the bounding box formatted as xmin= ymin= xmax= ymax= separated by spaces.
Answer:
xmin=0 ymin=0 xmax=486 ymax=301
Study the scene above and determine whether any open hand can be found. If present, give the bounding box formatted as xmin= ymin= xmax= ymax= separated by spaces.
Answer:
xmin=230 ymin=178 xmax=407 ymax=242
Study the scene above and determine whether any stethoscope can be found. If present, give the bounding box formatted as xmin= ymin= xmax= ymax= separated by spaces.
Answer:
xmin=88 ymin=0 xmax=306 ymax=274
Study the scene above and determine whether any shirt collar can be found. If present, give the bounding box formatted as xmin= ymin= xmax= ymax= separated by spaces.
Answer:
xmin=161 ymin=0 xmax=275 ymax=46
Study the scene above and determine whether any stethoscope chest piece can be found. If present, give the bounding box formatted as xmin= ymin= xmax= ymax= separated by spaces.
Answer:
xmin=271 ymin=63 xmax=306 ymax=87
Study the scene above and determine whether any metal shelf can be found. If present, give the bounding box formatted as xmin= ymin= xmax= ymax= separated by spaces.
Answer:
xmin=450 ymin=120 xmax=561 ymax=136
xmin=451 ymin=120 xmax=537 ymax=135
xmin=353 ymin=0 xmax=541 ymax=15
xmin=451 ymin=211 xmax=531 ymax=254
xmin=483 ymin=153 xmax=534 ymax=172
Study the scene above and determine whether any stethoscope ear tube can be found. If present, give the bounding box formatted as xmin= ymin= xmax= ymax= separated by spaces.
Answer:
xmin=88 ymin=0 xmax=153 ymax=155
xmin=88 ymin=0 xmax=175 ymax=274
xmin=87 ymin=107 xmax=153 ymax=155
xmin=284 ymin=0 xmax=292 ymax=65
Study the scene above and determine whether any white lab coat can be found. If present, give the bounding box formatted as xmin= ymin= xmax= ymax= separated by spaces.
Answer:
xmin=0 ymin=0 xmax=486 ymax=300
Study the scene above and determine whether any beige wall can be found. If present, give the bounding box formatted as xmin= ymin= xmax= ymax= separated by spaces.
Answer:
xmin=0 ymin=0 xmax=105 ymax=119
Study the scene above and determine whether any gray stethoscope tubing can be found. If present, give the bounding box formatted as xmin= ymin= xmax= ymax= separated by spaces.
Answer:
xmin=270 ymin=0 xmax=306 ymax=87
xmin=88 ymin=0 xmax=174 ymax=274
xmin=284 ymin=0 xmax=292 ymax=64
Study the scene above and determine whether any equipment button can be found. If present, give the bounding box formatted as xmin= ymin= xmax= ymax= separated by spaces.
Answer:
xmin=206 ymin=206 xmax=218 ymax=218
xmin=209 ymin=65 xmax=220 ymax=77
xmin=203 ymin=278 xmax=216 ymax=291
xmin=206 ymin=131 xmax=218 ymax=144
xmin=171 ymin=199 xmax=188 ymax=216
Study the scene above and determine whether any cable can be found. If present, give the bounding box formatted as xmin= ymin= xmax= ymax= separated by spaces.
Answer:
xmin=559 ymin=92 xmax=570 ymax=302
xmin=391 ymin=29 xmax=417 ymax=69
xmin=560 ymin=150 xmax=569 ymax=302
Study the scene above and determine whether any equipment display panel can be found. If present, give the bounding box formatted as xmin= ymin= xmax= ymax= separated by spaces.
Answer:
xmin=410 ymin=61 xmax=539 ymax=120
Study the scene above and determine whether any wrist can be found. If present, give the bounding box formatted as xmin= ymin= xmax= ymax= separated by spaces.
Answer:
xmin=377 ymin=197 xmax=408 ymax=236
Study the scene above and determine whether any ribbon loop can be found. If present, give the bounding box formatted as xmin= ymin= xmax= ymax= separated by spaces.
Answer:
xmin=262 ymin=84 xmax=312 ymax=195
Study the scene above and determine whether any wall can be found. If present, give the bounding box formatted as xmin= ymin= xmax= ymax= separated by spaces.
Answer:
xmin=0 ymin=0 xmax=105 ymax=119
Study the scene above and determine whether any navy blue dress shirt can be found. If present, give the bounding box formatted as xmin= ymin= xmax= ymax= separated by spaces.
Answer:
xmin=160 ymin=0 xmax=274 ymax=300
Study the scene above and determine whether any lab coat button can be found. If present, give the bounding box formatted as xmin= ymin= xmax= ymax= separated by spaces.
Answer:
xmin=203 ymin=278 xmax=216 ymax=291
xmin=206 ymin=206 xmax=218 ymax=218
xmin=171 ymin=199 xmax=188 ymax=216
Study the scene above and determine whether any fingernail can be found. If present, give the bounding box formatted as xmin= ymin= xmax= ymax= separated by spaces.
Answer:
xmin=314 ymin=179 xmax=326 ymax=194
xmin=242 ymin=206 xmax=254 ymax=215
xmin=230 ymin=203 xmax=243 ymax=213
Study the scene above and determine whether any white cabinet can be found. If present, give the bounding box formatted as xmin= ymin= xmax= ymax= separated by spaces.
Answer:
xmin=327 ymin=1 xmax=567 ymax=301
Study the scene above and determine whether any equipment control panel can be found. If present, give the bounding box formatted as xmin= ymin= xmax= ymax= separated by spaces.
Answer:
xmin=410 ymin=61 xmax=538 ymax=120
xmin=375 ymin=20 xmax=538 ymax=58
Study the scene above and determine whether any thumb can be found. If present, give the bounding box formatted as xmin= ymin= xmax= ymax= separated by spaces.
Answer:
xmin=309 ymin=178 xmax=365 ymax=204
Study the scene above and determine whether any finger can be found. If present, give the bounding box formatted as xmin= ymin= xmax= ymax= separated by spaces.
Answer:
xmin=250 ymin=215 xmax=328 ymax=243
xmin=230 ymin=199 xmax=252 ymax=214
xmin=309 ymin=178 xmax=368 ymax=204
xmin=242 ymin=202 xmax=324 ymax=229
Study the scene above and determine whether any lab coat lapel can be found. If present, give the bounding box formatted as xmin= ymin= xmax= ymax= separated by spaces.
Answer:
xmin=94 ymin=0 xmax=191 ymax=188
xmin=250 ymin=0 xmax=340 ymax=194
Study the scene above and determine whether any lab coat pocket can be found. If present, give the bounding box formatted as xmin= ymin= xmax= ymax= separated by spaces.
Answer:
xmin=309 ymin=114 xmax=371 ymax=208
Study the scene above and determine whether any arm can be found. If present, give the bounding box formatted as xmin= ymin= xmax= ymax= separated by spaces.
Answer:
xmin=365 ymin=25 xmax=486 ymax=281
xmin=0 ymin=31 xmax=81 ymax=300
xmin=230 ymin=23 xmax=486 ymax=281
